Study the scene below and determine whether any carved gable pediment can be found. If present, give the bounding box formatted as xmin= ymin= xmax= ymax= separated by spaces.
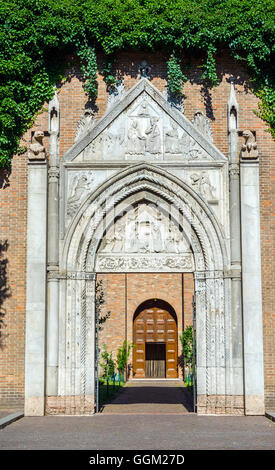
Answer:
xmin=63 ymin=79 xmax=226 ymax=163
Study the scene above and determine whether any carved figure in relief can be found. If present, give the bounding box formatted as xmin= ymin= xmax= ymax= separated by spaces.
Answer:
xmin=100 ymin=204 xmax=191 ymax=255
xmin=127 ymin=120 xmax=145 ymax=154
xmin=192 ymin=111 xmax=213 ymax=143
xmin=138 ymin=99 xmax=151 ymax=117
xmin=240 ymin=130 xmax=258 ymax=159
xmin=103 ymin=130 xmax=125 ymax=158
xmin=165 ymin=223 xmax=185 ymax=253
xmin=152 ymin=222 xmax=163 ymax=252
xmin=179 ymin=132 xmax=208 ymax=160
xmin=190 ymin=172 xmax=216 ymax=200
xmin=111 ymin=222 xmax=124 ymax=252
xmin=103 ymin=222 xmax=124 ymax=253
xmin=28 ymin=130 xmax=46 ymax=160
xmin=145 ymin=117 xmax=161 ymax=154
xmin=165 ymin=120 xmax=180 ymax=153
xmin=67 ymin=174 xmax=93 ymax=217
xmin=74 ymin=109 xmax=95 ymax=142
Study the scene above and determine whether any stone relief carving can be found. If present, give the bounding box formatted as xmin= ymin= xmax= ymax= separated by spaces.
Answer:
xmin=127 ymin=120 xmax=146 ymax=155
xmin=28 ymin=130 xmax=46 ymax=161
xmin=107 ymin=79 xmax=126 ymax=110
xmin=190 ymin=172 xmax=216 ymax=201
xmin=78 ymin=92 xmax=215 ymax=161
xmin=192 ymin=111 xmax=213 ymax=143
xmin=103 ymin=130 xmax=125 ymax=156
xmin=240 ymin=130 xmax=258 ymax=159
xmin=145 ymin=117 xmax=161 ymax=154
xmin=165 ymin=120 xmax=181 ymax=154
xmin=99 ymin=204 xmax=190 ymax=256
xmin=67 ymin=172 xmax=94 ymax=218
xmin=196 ymin=253 xmax=205 ymax=271
xmin=138 ymin=99 xmax=151 ymax=117
xmin=87 ymin=128 xmax=125 ymax=159
xmin=125 ymin=99 xmax=162 ymax=159
xmin=180 ymin=132 xmax=208 ymax=160
xmin=74 ymin=109 xmax=95 ymax=142
xmin=96 ymin=254 xmax=193 ymax=272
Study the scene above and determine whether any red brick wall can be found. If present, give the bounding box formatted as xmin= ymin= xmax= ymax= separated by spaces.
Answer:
xmin=0 ymin=50 xmax=274 ymax=409
xmin=0 ymin=155 xmax=28 ymax=408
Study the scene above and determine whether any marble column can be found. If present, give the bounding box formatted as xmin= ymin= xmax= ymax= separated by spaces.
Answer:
xmin=227 ymin=81 xmax=244 ymax=399
xmin=25 ymin=158 xmax=48 ymax=416
xmin=46 ymin=91 xmax=60 ymax=396
xmin=240 ymin=144 xmax=265 ymax=415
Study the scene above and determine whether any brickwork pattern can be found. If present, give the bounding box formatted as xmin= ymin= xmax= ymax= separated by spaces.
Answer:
xmin=0 ymin=51 xmax=274 ymax=410
xmin=0 ymin=155 xmax=28 ymax=407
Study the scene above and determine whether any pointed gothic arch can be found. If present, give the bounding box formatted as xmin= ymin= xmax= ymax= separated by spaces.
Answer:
xmin=57 ymin=163 xmax=232 ymax=414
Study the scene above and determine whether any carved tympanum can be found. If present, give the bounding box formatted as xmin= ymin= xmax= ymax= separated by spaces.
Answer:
xmin=99 ymin=204 xmax=189 ymax=255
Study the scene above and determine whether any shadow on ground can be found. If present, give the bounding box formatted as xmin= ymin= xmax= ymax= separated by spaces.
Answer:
xmin=100 ymin=380 xmax=193 ymax=414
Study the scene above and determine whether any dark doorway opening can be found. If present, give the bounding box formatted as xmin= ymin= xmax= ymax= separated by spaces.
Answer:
xmin=145 ymin=343 xmax=166 ymax=378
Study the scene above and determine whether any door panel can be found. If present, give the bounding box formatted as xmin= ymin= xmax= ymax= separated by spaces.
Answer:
xmin=133 ymin=305 xmax=177 ymax=378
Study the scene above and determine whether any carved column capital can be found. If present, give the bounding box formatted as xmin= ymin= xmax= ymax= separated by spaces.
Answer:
xmin=48 ymin=166 xmax=59 ymax=182
xmin=229 ymin=163 xmax=240 ymax=178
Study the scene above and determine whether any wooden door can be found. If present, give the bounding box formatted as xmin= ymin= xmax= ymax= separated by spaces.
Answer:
xmin=133 ymin=305 xmax=178 ymax=378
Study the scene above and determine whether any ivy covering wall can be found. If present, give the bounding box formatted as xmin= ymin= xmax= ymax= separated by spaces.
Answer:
xmin=0 ymin=0 xmax=274 ymax=166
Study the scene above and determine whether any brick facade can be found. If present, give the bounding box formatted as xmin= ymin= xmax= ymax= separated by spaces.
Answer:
xmin=0 ymin=50 xmax=274 ymax=410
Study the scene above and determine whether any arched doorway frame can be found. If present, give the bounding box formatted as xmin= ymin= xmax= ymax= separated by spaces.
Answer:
xmin=59 ymin=162 xmax=232 ymax=414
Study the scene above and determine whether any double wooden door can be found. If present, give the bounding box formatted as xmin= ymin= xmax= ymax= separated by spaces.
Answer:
xmin=133 ymin=306 xmax=178 ymax=378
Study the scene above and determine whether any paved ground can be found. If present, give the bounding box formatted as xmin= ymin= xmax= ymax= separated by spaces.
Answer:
xmin=1 ymin=382 xmax=274 ymax=450
xmin=0 ymin=414 xmax=274 ymax=450
xmin=101 ymin=380 xmax=193 ymax=414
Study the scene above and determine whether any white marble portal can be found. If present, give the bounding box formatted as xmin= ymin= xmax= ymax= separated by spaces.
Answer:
xmin=24 ymin=78 xmax=265 ymax=416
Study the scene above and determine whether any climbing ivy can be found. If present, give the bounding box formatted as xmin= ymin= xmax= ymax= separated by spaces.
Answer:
xmin=167 ymin=54 xmax=187 ymax=97
xmin=102 ymin=55 xmax=118 ymax=90
xmin=77 ymin=44 xmax=98 ymax=99
xmin=0 ymin=0 xmax=274 ymax=167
